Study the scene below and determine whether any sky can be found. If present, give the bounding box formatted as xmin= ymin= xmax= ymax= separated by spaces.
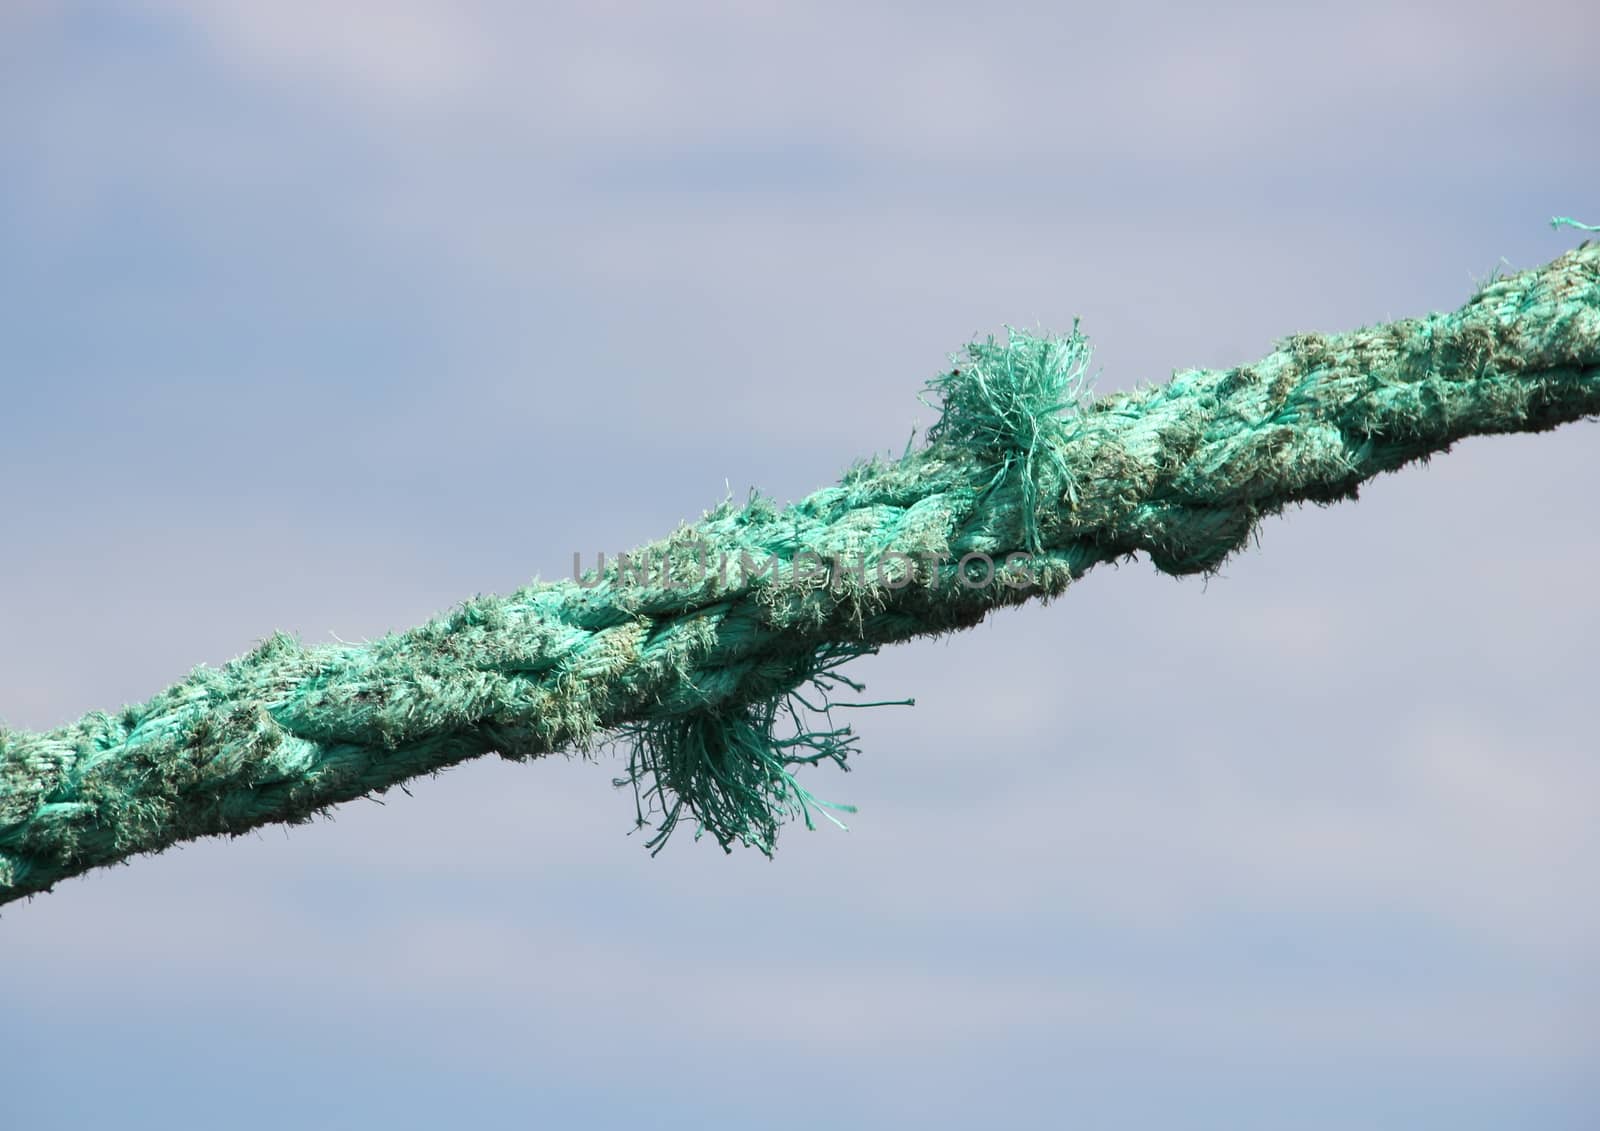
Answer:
xmin=1 ymin=2 xmax=1597 ymax=1127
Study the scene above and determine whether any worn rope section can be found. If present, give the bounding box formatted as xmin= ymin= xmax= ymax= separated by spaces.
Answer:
xmin=3 ymin=241 xmax=1598 ymax=905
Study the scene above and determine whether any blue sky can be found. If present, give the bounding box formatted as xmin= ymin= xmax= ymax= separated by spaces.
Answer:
xmin=1 ymin=3 xmax=1597 ymax=1128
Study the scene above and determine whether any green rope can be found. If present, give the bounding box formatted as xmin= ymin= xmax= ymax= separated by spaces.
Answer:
xmin=4 ymin=241 xmax=1598 ymax=906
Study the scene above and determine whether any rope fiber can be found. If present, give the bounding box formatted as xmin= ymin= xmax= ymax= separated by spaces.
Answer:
xmin=3 ymin=239 xmax=1598 ymax=905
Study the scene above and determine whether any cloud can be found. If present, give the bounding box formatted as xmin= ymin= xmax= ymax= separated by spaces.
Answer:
xmin=153 ymin=0 xmax=493 ymax=105
xmin=139 ymin=0 xmax=1593 ymax=162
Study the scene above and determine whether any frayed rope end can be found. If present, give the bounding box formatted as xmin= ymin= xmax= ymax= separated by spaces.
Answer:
xmin=920 ymin=324 xmax=1096 ymax=551
xmin=613 ymin=648 xmax=910 ymax=856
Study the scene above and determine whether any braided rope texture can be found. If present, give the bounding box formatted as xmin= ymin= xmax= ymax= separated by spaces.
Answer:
xmin=3 ymin=241 xmax=1597 ymax=905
